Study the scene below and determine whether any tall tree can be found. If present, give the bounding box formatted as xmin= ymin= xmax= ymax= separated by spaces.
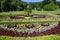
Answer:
xmin=52 ymin=0 xmax=56 ymax=4
xmin=11 ymin=0 xmax=18 ymax=11
xmin=0 ymin=0 xmax=4 ymax=12
xmin=11 ymin=0 xmax=25 ymax=11
xmin=43 ymin=0 xmax=56 ymax=6
xmin=1 ymin=0 xmax=12 ymax=12
xmin=57 ymin=2 xmax=60 ymax=8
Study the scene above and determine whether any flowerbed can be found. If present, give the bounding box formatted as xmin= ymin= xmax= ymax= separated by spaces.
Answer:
xmin=0 ymin=22 xmax=60 ymax=37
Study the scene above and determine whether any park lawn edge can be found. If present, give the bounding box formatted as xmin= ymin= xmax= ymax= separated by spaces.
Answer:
xmin=0 ymin=34 xmax=60 ymax=40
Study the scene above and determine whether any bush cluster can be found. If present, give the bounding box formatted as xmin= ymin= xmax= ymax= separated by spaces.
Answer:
xmin=43 ymin=3 xmax=59 ymax=11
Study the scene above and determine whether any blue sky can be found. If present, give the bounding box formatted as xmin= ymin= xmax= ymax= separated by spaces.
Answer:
xmin=22 ymin=0 xmax=43 ymax=2
xmin=56 ymin=0 xmax=60 ymax=2
xmin=22 ymin=0 xmax=60 ymax=2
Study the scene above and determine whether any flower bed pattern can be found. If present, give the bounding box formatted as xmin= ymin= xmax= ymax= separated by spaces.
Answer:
xmin=32 ymin=15 xmax=46 ymax=18
xmin=0 ymin=22 xmax=60 ymax=37
xmin=10 ymin=15 xmax=25 ymax=19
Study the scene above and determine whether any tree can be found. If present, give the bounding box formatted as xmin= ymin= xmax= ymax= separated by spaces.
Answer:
xmin=43 ymin=0 xmax=56 ymax=6
xmin=36 ymin=2 xmax=43 ymax=11
xmin=0 ymin=0 xmax=4 ymax=12
xmin=56 ymin=2 xmax=60 ymax=8
xmin=10 ymin=0 xmax=16 ymax=11
xmin=52 ymin=0 xmax=56 ymax=4
xmin=15 ymin=0 xmax=24 ymax=11
xmin=11 ymin=0 xmax=25 ymax=11
xmin=42 ymin=0 xmax=59 ymax=11
xmin=1 ymin=0 xmax=25 ymax=11
xmin=43 ymin=3 xmax=58 ymax=11
xmin=0 ymin=2 xmax=2 ymax=12
xmin=23 ymin=2 xmax=27 ymax=10
xmin=1 ymin=0 xmax=12 ymax=12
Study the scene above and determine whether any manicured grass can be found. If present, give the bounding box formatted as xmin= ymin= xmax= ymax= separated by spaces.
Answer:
xmin=0 ymin=11 xmax=27 ymax=16
xmin=0 ymin=10 xmax=60 ymax=24
xmin=0 ymin=18 xmax=59 ymax=24
xmin=32 ymin=9 xmax=60 ymax=15
xmin=0 ymin=34 xmax=60 ymax=40
xmin=0 ymin=9 xmax=60 ymax=16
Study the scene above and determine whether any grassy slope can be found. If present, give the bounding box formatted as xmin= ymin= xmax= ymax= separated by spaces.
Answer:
xmin=0 ymin=34 xmax=60 ymax=40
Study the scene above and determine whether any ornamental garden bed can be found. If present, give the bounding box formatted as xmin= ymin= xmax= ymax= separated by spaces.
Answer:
xmin=41 ymin=23 xmax=49 ymax=26
xmin=10 ymin=14 xmax=54 ymax=19
xmin=0 ymin=22 xmax=60 ymax=37
xmin=10 ymin=15 xmax=25 ymax=19
xmin=0 ymin=14 xmax=56 ymax=19
xmin=10 ymin=14 xmax=46 ymax=19
xmin=32 ymin=14 xmax=46 ymax=18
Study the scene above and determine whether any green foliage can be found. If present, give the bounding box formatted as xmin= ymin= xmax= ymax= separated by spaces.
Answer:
xmin=1 ymin=0 xmax=12 ymax=12
xmin=0 ymin=4 xmax=2 ymax=12
xmin=26 ymin=5 xmax=32 ymax=16
xmin=0 ymin=0 xmax=4 ymax=12
xmin=57 ymin=2 xmax=60 ymax=8
xmin=35 ymin=2 xmax=43 ymax=11
xmin=43 ymin=3 xmax=59 ymax=11
xmin=15 ymin=0 xmax=24 ymax=11
xmin=36 ymin=7 xmax=42 ymax=11
xmin=0 ymin=0 xmax=59 ymax=12
xmin=43 ymin=0 xmax=56 ymax=5
xmin=27 ymin=7 xmax=32 ymax=12
xmin=1 ymin=0 xmax=25 ymax=12
xmin=43 ymin=0 xmax=52 ymax=4
xmin=0 ymin=0 xmax=4 ymax=3
xmin=10 ymin=0 xmax=17 ymax=11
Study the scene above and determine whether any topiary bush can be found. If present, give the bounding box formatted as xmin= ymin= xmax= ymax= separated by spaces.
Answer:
xmin=43 ymin=3 xmax=59 ymax=11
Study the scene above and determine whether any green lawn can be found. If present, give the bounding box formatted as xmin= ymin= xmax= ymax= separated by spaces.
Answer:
xmin=0 ymin=18 xmax=59 ymax=24
xmin=32 ymin=9 xmax=60 ymax=15
xmin=0 ymin=34 xmax=60 ymax=40
xmin=0 ymin=10 xmax=60 ymax=24
xmin=0 ymin=11 xmax=27 ymax=16
xmin=0 ymin=9 xmax=60 ymax=16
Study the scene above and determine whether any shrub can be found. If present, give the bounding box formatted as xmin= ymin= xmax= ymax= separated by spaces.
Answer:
xmin=36 ymin=7 xmax=42 ymax=11
xmin=26 ymin=7 xmax=32 ymax=16
xmin=43 ymin=3 xmax=59 ymax=11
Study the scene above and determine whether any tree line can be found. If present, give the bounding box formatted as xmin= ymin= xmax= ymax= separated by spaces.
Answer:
xmin=0 ymin=0 xmax=60 ymax=12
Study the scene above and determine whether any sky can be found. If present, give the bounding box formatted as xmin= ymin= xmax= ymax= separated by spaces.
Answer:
xmin=22 ymin=0 xmax=43 ymax=2
xmin=56 ymin=0 xmax=60 ymax=2
xmin=22 ymin=0 xmax=60 ymax=2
